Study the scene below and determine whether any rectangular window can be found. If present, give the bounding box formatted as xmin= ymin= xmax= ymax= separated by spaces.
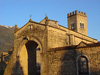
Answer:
xmin=68 ymin=35 xmax=71 ymax=44
xmin=80 ymin=23 xmax=84 ymax=29
xmin=71 ymin=23 xmax=75 ymax=30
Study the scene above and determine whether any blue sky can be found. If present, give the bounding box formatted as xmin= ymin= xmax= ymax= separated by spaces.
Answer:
xmin=0 ymin=0 xmax=100 ymax=41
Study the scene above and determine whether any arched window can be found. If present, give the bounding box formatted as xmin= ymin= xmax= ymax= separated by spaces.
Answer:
xmin=78 ymin=56 xmax=89 ymax=75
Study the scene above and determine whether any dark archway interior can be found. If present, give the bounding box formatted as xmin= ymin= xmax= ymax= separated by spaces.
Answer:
xmin=25 ymin=41 xmax=40 ymax=75
xmin=78 ymin=56 xmax=89 ymax=75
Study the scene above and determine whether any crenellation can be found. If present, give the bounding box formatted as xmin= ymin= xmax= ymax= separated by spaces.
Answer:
xmin=84 ymin=13 xmax=87 ymax=16
xmin=67 ymin=14 xmax=69 ymax=17
xmin=82 ymin=12 xmax=84 ymax=15
xmin=67 ymin=10 xmax=87 ymax=17
xmin=68 ymin=10 xmax=88 ymax=36
xmin=75 ymin=10 xmax=78 ymax=14
xmin=72 ymin=11 xmax=74 ymax=15
xmin=79 ymin=11 xmax=81 ymax=14
xmin=70 ymin=13 xmax=71 ymax=16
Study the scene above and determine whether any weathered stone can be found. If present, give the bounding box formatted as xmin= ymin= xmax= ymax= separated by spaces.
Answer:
xmin=4 ymin=10 xmax=100 ymax=75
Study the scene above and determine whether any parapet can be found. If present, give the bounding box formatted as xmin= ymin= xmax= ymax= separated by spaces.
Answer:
xmin=67 ymin=10 xmax=87 ymax=18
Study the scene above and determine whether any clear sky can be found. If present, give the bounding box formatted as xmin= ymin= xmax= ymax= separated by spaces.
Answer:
xmin=0 ymin=0 xmax=100 ymax=41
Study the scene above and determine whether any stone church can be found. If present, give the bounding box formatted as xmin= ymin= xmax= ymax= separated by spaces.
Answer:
xmin=4 ymin=10 xmax=100 ymax=75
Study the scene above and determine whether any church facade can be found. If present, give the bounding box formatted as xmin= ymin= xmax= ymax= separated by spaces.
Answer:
xmin=4 ymin=10 xmax=100 ymax=75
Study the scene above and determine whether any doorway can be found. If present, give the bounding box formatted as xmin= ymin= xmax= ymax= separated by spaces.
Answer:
xmin=25 ymin=41 xmax=40 ymax=75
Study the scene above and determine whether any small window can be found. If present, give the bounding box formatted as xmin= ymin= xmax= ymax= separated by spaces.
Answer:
xmin=80 ymin=23 xmax=84 ymax=29
xmin=28 ymin=25 xmax=32 ymax=30
xmin=71 ymin=23 xmax=75 ymax=30
xmin=68 ymin=35 xmax=70 ymax=44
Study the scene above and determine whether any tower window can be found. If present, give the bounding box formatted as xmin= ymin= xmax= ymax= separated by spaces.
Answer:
xmin=80 ymin=23 xmax=84 ymax=29
xmin=71 ymin=23 xmax=75 ymax=30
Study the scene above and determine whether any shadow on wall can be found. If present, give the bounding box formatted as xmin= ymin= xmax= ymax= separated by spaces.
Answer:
xmin=0 ymin=62 xmax=6 ymax=73
xmin=0 ymin=69 xmax=4 ymax=75
xmin=60 ymin=50 xmax=77 ymax=75
xmin=12 ymin=41 xmax=40 ymax=75
xmin=12 ymin=60 xmax=23 ymax=75
xmin=60 ymin=49 xmax=100 ymax=75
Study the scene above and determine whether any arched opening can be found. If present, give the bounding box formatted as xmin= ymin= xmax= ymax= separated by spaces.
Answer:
xmin=25 ymin=41 xmax=40 ymax=75
xmin=78 ymin=56 xmax=89 ymax=75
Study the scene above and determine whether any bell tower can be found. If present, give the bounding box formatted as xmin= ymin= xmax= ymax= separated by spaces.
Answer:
xmin=67 ymin=10 xmax=88 ymax=36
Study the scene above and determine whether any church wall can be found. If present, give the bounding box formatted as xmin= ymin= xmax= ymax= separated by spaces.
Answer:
xmin=48 ymin=27 xmax=67 ymax=49
xmin=4 ymin=16 xmax=99 ymax=75
xmin=74 ymin=36 xmax=91 ymax=45
xmin=15 ymin=23 xmax=48 ymax=75
xmin=48 ymin=26 xmax=97 ymax=49
xmin=47 ymin=46 xmax=100 ymax=75
xmin=48 ymin=20 xmax=58 ymax=27
xmin=19 ymin=42 xmax=41 ymax=75
xmin=77 ymin=13 xmax=88 ymax=36
xmin=14 ymin=22 xmax=47 ymax=54
xmin=76 ymin=46 xmax=100 ymax=75
xmin=40 ymin=19 xmax=45 ymax=24
xmin=68 ymin=15 xmax=77 ymax=31
xmin=4 ymin=22 xmax=48 ymax=75
xmin=19 ymin=44 xmax=28 ymax=75
xmin=59 ymin=25 xmax=97 ymax=43
xmin=47 ymin=50 xmax=76 ymax=75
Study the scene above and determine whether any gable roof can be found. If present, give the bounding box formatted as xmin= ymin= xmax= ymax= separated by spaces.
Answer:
xmin=14 ymin=18 xmax=97 ymax=43
xmin=15 ymin=19 xmax=46 ymax=33
xmin=76 ymin=41 xmax=87 ymax=48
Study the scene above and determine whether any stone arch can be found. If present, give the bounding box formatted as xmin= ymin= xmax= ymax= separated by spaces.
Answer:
xmin=25 ymin=41 xmax=38 ymax=75
xmin=16 ymin=37 xmax=43 ymax=75
xmin=76 ymin=55 xmax=89 ymax=75
xmin=17 ymin=36 xmax=43 ymax=56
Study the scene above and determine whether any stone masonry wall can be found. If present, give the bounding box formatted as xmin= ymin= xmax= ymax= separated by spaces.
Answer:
xmin=4 ymin=22 xmax=48 ymax=75
xmin=76 ymin=47 xmax=100 ymax=75
xmin=47 ymin=46 xmax=100 ymax=75
xmin=47 ymin=50 xmax=76 ymax=75
xmin=48 ymin=27 xmax=67 ymax=48
xmin=48 ymin=26 xmax=97 ymax=50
